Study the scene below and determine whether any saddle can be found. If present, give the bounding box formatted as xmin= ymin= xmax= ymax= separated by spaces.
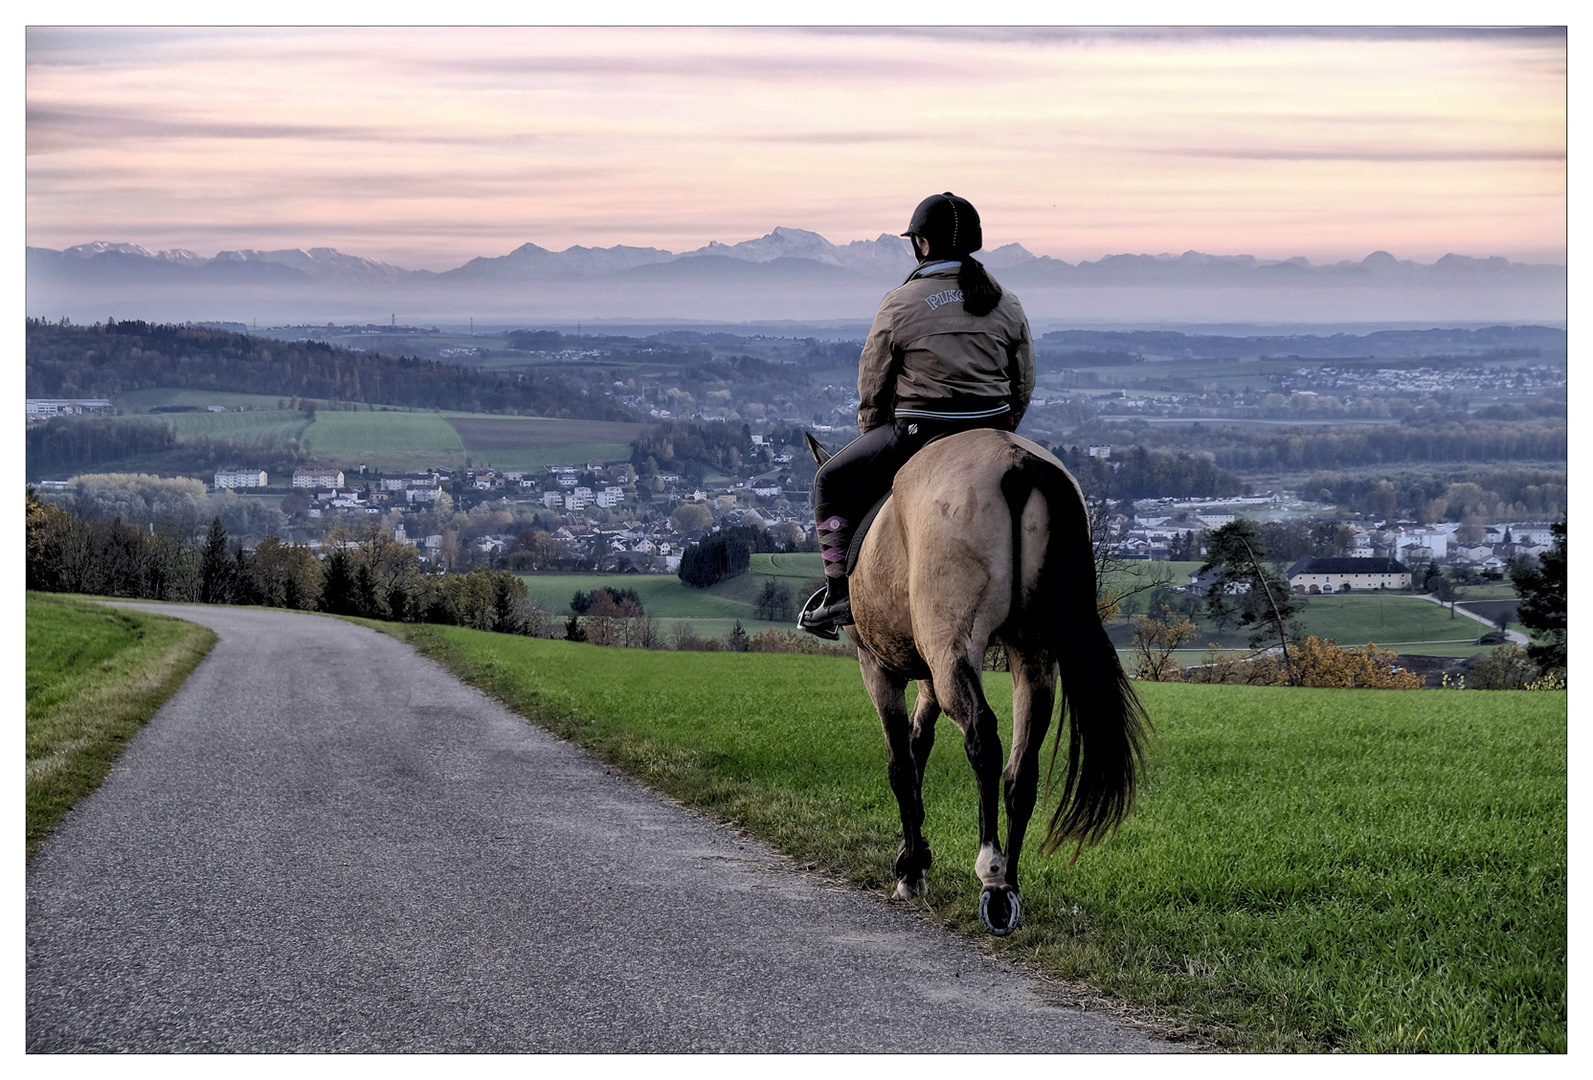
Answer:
xmin=843 ymin=493 xmax=891 ymax=575
xmin=841 ymin=429 xmax=955 ymax=575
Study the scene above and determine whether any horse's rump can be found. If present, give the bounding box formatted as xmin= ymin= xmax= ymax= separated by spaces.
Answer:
xmin=854 ymin=428 xmax=1149 ymax=855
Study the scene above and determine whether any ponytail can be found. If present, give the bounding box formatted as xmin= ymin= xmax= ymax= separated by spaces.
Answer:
xmin=958 ymin=256 xmax=1003 ymax=317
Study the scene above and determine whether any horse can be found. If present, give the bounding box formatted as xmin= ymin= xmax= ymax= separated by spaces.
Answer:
xmin=806 ymin=427 xmax=1150 ymax=935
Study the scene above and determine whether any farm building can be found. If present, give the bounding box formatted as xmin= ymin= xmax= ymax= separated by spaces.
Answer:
xmin=27 ymin=398 xmax=114 ymax=419
xmin=1286 ymin=557 xmax=1410 ymax=594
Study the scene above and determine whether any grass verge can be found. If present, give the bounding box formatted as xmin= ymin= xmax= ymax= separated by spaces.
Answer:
xmin=369 ymin=621 xmax=1565 ymax=1053
xmin=25 ymin=593 xmax=216 ymax=860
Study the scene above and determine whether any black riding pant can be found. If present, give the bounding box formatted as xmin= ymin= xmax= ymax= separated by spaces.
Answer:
xmin=811 ymin=414 xmax=1010 ymax=573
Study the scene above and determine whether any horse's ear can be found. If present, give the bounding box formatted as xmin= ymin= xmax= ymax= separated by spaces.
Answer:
xmin=804 ymin=431 xmax=831 ymax=466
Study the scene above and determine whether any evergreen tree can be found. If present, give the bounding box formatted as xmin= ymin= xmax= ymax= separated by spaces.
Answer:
xmin=199 ymin=517 xmax=233 ymax=604
xmin=320 ymin=548 xmax=359 ymax=615
xmin=1510 ymin=519 xmax=1567 ymax=673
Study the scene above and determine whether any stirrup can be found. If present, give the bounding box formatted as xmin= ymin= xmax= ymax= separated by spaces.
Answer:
xmin=798 ymin=587 xmax=851 ymax=640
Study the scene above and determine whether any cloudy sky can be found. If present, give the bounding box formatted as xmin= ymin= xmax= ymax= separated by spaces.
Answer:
xmin=25 ymin=24 xmax=1567 ymax=270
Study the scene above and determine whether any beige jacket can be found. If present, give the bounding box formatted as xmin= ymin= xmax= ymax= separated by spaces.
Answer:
xmin=855 ymin=264 xmax=1035 ymax=434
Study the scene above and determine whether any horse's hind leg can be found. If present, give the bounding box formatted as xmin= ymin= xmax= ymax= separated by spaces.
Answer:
xmin=858 ymin=653 xmax=934 ymax=900
xmin=1002 ymin=645 xmax=1056 ymax=897
xmin=940 ymin=656 xmax=1020 ymax=934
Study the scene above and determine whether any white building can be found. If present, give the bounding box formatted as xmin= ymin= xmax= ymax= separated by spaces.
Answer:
xmin=214 ymin=468 xmax=268 ymax=489
xmin=293 ymin=468 xmax=345 ymax=489
xmin=27 ymin=398 xmax=114 ymax=419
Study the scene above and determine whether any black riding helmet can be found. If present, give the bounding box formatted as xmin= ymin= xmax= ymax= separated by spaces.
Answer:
xmin=902 ymin=192 xmax=983 ymax=257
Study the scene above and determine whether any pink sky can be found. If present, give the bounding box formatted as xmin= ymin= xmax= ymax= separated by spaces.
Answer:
xmin=25 ymin=25 xmax=1567 ymax=270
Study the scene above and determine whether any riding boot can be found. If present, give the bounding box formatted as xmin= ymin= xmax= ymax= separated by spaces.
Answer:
xmin=799 ymin=506 xmax=854 ymax=637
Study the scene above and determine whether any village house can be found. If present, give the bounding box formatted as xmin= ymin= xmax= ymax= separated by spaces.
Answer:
xmin=1285 ymin=556 xmax=1410 ymax=594
xmin=379 ymin=472 xmax=436 ymax=492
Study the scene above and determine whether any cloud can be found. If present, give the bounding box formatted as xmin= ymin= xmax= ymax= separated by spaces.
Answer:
xmin=1155 ymin=147 xmax=1566 ymax=163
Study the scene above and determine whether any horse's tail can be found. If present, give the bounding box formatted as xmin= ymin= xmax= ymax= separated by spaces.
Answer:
xmin=1003 ymin=447 xmax=1151 ymax=856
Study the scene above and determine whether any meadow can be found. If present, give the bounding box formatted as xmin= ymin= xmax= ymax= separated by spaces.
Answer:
xmin=103 ymin=390 xmax=645 ymax=478
xmin=372 ymin=622 xmax=1566 ymax=1053
xmin=525 ymin=555 xmax=1511 ymax=665
xmin=520 ymin=553 xmax=825 ymax=638
xmin=151 ymin=408 xmax=312 ymax=448
xmin=301 ymin=410 xmax=467 ymax=473
xmin=443 ymin=414 xmax=645 ymax=472
xmin=25 ymin=594 xmax=216 ymax=859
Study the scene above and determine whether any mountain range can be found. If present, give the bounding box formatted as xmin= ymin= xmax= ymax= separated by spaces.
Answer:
xmin=25 ymin=228 xmax=1567 ymax=327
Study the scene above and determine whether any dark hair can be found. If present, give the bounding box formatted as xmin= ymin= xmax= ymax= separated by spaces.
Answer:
xmin=958 ymin=256 xmax=1002 ymax=317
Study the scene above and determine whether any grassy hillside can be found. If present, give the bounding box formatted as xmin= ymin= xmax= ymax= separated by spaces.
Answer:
xmin=445 ymin=415 xmax=645 ymax=471
xmin=300 ymin=410 xmax=467 ymax=473
xmin=152 ymin=408 xmax=313 ymax=448
xmin=374 ymin=622 xmax=1567 ymax=1054
xmin=521 ymin=553 xmax=826 ymax=632
xmin=26 ymin=594 xmax=216 ymax=859
xmin=66 ymin=394 xmax=647 ymax=478
xmin=117 ymin=388 xmax=299 ymax=411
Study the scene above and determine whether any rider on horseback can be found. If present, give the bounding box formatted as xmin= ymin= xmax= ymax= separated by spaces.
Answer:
xmin=799 ymin=192 xmax=1035 ymax=637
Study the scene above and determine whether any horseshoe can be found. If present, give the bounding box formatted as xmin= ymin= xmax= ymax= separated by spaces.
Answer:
xmin=979 ymin=886 xmax=1021 ymax=936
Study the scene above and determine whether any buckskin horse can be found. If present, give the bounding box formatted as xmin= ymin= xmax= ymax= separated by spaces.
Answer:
xmin=806 ymin=428 xmax=1150 ymax=935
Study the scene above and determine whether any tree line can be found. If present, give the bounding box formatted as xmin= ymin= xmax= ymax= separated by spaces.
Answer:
xmin=26 ymin=490 xmax=546 ymax=635
xmin=26 ymin=415 xmax=315 ymax=482
xmin=26 ymin=319 xmax=638 ymax=421
xmin=1054 ymin=444 xmax=1245 ymax=500
xmin=676 ymin=524 xmax=788 ymax=588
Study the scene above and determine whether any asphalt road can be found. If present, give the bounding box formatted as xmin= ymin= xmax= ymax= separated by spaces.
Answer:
xmin=27 ymin=604 xmax=1176 ymax=1054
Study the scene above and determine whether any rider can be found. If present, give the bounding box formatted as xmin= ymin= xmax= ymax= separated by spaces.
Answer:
xmin=798 ymin=192 xmax=1035 ymax=637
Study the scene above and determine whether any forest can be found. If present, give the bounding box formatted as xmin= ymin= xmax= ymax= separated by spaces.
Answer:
xmin=26 ymin=319 xmax=638 ymax=421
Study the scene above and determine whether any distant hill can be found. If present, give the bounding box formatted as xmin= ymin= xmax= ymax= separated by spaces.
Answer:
xmin=24 ymin=319 xmax=640 ymax=423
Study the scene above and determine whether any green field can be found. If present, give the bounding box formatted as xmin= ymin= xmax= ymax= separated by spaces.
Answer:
xmin=108 ymin=388 xmax=647 ymax=474
xmin=1292 ymin=595 xmax=1504 ymax=656
xmin=302 ymin=411 xmax=468 ymax=473
xmin=439 ymin=414 xmax=643 ymax=468
xmin=527 ymin=556 xmax=1511 ymax=664
xmin=153 ymin=408 xmax=312 ymax=448
xmin=117 ymin=388 xmax=300 ymax=411
xmin=521 ymin=554 xmax=826 ymax=638
xmin=373 ymin=622 xmax=1567 ymax=1053
xmin=25 ymin=594 xmax=216 ymax=859
xmin=442 ymin=414 xmax=646 ymax=471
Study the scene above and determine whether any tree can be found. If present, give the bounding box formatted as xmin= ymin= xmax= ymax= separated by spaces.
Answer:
xmin=669 ymin=502 xmax=713 ymax=534
xmin=1471 ymin=643 xmax=1539 ymax=690
xmin=1198 ymin=520 xmax=1301 ymax=685
xmin=1429 ymin=569 xmax=1461 ymax=618
xmin=320 ymin=548 xmax=359 ymax=615
xmin=754 ymin=579 xmax=794 ymax=621
xmin=1130 ymin=604 xmax=1196 ymax=681
xmin=1510 ymin=519 xmax=1566 ymax=673
xmin=199 ymin=517 xmax=234 ymax=604
xmin=1285 ymin=637 xmax=1424 ymax=689
xmin=1088 ymin=497 xmax=1168 ymax=623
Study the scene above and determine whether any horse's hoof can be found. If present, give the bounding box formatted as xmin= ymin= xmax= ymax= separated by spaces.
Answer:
xmin=979 ymin=886 xmax=1021 ymax=936
xmin=894 ymin=872 xmax=928 ymax=900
